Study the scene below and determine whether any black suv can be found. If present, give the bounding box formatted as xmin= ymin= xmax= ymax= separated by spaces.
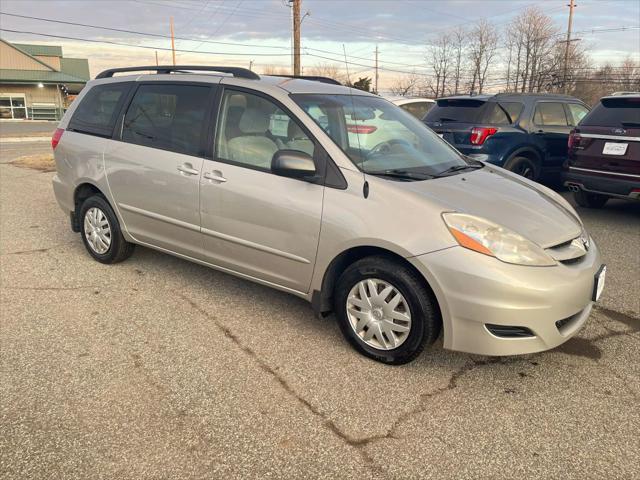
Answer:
xmin=424 ymin=93 xmax=590 ymax=181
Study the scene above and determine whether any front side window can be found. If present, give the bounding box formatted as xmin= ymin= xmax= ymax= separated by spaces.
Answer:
xmin=567 ymin=103 xmax=590 ymax=126
xmin=533 ymin=102 xmax=568 ymax=126
xmin=293 ymin=94 xmax=468 ymax=177
xmin=216 ymin=90 xmax=314 ymax=171
xmin=122 ymin=84 xmax=210 ymax=156
xmin=69 ymin=83 xmax=130 ymax=136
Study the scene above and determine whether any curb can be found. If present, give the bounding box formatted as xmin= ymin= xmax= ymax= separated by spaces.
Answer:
xmin=0 ymin=137 xmax=51 ymax=143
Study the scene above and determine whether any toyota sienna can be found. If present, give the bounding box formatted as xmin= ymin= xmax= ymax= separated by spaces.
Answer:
xmin=51 ymin=66 xmax=605 ymax=364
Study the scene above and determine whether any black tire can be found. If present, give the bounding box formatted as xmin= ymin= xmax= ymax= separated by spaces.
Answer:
xmin=573 ymin=190 xmax=608 ymax=209
xmin=504 ymin=156 xmax=540 ymax=181
xmin=79 ymin=195 xmax=135 ymax=264
xmin=334 ymin=256 xmax=440 ymax=365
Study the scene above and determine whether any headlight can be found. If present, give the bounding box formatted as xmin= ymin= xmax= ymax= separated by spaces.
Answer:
xmin=442 ymin=213 xmax=556 ymax=266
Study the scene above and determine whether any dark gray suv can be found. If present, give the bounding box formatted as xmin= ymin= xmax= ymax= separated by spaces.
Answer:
xmin=424 ymin=93 xmax=590 ymax=182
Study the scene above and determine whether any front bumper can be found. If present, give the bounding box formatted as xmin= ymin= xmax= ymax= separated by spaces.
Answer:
xmin=409 ymin=240 xmax=602 ymax=356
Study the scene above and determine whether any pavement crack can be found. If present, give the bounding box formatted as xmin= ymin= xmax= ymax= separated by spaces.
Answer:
xmin=357 ymin=357 xmax=515 ymax=449
xmin=177 ymin=293 xmax=389 ymax=477
xmin=1 ymin=285 xmax=102 ymax=291
xmin=1 ymin=241 xmax=77 ymax=256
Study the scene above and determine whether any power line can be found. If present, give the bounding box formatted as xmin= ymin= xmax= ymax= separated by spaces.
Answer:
xmin=0 ymin=28 xmax=291 ymax=56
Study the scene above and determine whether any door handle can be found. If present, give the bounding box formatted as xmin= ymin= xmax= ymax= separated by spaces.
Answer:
xmin=177 ymin=164 xmax=199 ymax=175
xmin=203 ymin=171 xmax=227 ymax=183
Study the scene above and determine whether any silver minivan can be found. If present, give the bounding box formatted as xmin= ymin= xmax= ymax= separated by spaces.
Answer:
xmin=52 ymin=66 xmax=605 ymax=364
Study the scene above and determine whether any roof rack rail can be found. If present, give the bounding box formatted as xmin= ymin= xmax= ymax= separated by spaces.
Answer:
xmin=274 ymin=75 xmax=341 ymax=85
xmin=95 ymin=65 xmax=260 ymax=80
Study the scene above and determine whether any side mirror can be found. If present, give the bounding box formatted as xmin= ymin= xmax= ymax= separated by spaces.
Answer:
xmin=272 ymin=150 xmax=316 ymax=179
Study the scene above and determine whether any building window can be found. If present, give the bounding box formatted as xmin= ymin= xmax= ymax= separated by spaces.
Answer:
xmin=0 ymin=94 xmax=28 ymax=119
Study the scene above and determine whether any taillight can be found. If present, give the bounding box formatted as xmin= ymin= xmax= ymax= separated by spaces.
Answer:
xmin=51 ymin=128 xmax=64 ymax=150
xmin=470 ymin=127 xmax=497 ymax=145
xmin=568 ymin=130 xmax=577 ymax=149
xmin=347 ymin=124 xmax=377 ymax=134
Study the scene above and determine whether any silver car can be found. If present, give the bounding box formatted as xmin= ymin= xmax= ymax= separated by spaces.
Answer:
xmin=51 ymin=66 xmax=605 ymax=364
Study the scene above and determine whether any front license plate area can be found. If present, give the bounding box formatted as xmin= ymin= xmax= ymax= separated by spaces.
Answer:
xmin=602 ymin=142 xmax=627 ymax=155
xmin=593 ymin=265 xmax=606 ymax=301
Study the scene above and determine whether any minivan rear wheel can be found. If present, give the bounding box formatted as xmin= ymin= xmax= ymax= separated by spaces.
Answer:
xmin=574 ymin=190 xmax=609 ymax=209
xmin=79 ymin=195 xmax=135 ymax=264
xmin=334 ymin=256 xmax=440 ymax=364
xmin=504 ymin=156 xmax=539 ymax=181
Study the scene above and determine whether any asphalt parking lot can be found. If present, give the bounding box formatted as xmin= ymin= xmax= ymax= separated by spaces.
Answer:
xmin=1 ymin=141 xmax=639 ymax=479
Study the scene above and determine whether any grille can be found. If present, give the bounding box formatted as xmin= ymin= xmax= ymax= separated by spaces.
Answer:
xmin=545 ymin=236 xmax=587 ymax=264
xmin=486 ymin=324 xmax=535 ymax=338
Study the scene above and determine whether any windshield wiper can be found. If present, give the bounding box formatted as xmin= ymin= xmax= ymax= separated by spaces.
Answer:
xmin=367 ymin=169 xmax=434 ymax=181
xmin=434 ymin=163 xmax=483 ymax=177
xmin=621 ymin=121 xmax=640 ymax=127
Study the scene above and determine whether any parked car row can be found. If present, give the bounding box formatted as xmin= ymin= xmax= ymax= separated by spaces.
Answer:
xmin=382 ymin=91 xmax=638 ymax=209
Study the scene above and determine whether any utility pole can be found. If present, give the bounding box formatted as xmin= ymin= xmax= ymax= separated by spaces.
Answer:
xmin=170 ymin=16 xmax=176 ymax=66
xmin=249 ymin=60 xmax=254 ymax=71
xmin=292 ymin=0 xmax=301 ymax=75
xmin=374 ymin=45 xmax=379 ymax=94
xmin=155 ymin=50 xmax=159 ymax=66
xmin=562 ymin=0 xmax=575 ymax=93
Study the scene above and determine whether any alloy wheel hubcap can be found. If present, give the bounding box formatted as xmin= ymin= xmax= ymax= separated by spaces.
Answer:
xmin=84 ymin=207 xmax=111 ymax=254
xmin=346 ymin=278 xmax=411 ymax=350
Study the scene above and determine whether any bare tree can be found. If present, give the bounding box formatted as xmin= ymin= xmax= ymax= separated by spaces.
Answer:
xmin=504 ymin=7 xmax=559 ymax=93
xmin=389 ymin=71 xmax=422 ymax=96
xmin=261 ymin=65 xmax=290 ymax=75
xmin=450 ymin=27 xmax=467 ymax=95
xmin=468 ymin=19 xmax=499 ymax=94
xmin=618 ymin=56 xmax=640 ymax=92
xmin=307 ymin=63 xmax=347 ymax=83
xmin=426 ymin=33 xmax=453 ymax=97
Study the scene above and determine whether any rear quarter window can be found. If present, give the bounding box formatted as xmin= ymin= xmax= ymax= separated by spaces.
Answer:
xmin=68 ymin=83 xmax=131 ymax=137
xmin=580 ymin=97 xmax=640 ymax=127
xmin=481 ymin=102 xmax=524 ymax=125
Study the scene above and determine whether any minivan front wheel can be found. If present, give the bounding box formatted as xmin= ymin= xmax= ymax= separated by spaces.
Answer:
xmin=334 ymin=256 xmax=440 ymax=364
xmin=79 ymin=195 xmax=135 ymax=264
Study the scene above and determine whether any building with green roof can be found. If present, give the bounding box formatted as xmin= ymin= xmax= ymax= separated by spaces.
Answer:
xmin=1 ymin=39 xmax=90 ymax=120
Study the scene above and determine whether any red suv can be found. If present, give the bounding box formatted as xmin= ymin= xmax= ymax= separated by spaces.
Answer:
xmin=564 ymin=93 xmax=640 ymax=208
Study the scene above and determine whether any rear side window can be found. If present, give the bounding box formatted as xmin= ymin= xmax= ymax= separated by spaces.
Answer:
xmin=566 ymin=103 xmax=590 ymax=126
xmin=399 ymin=101 xmax=434 ymax=120
xmin=482 ymin=102 xmax=524 ymax=125
xmin=533 ymin=102 xmax=568 ymax=126
xmin=68 ymin=83 xmax=130 ymax=137
xmin=424 ymin=99 xmax=486 ymax=123
xmin=122 ymin=84 xmax=210 ymax=156
xmin=580 ymin=97 xmax=640 ymax=127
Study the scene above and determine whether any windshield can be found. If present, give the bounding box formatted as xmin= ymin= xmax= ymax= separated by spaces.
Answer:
xmin=292 ymin=94 xmax=469 ymax=177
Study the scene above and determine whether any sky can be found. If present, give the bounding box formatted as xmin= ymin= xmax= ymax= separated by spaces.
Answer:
xmin=0 ymin=0 xmax=638 ymax=90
